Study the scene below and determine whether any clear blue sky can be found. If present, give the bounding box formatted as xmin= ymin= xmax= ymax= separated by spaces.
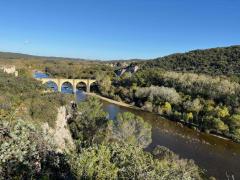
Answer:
xmin=0 ymin=0 xmax=240 ymax=60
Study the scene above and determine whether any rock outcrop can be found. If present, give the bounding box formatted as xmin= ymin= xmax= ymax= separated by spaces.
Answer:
xmin=42 ymin=106 xmax=75 ymax=152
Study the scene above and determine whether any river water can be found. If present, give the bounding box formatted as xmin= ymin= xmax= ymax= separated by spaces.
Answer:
xmin=35 ymin=72 xmax=240 ymax=180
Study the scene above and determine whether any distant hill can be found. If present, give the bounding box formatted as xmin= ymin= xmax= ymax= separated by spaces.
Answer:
xmin=0 ymin=51 xmax=99 ymax=62
xmin=141 ymin=45 xmax=240 ymax=76
xmin=0 ymin=52 xmax=37 ymax=59
xmin=1 ymin=45 xmax=240 ymax=77
xmin=0 ymin=51 xmax=147 ymax=63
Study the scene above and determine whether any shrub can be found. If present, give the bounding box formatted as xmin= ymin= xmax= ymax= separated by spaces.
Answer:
xmin=0 ymin=120 xmax=73 ymax=179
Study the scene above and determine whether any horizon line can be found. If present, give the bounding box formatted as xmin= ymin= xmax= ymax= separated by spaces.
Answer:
xmin=1 ymin=44 xmax=239 ymax=61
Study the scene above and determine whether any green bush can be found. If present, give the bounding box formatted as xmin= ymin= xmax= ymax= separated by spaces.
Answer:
xmin=0 ymin=120 xmax=74 ymax=179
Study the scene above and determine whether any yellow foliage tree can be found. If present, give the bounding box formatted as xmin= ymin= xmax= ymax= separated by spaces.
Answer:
xmin=187 ymin=112 xmax=193 ymax=121
xmin=162 ymin=102 xmax=172 ymax=115
xmin=216 ymin=106 xmax=230 ymax=118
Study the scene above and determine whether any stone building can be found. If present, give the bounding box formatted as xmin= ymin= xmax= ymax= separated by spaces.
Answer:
xmin=0 ymin=65 xmax=18 ymax=76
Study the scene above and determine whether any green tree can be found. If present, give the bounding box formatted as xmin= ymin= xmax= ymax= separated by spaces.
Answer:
xmin=228 ymin=114 xmax=240 ymax=129
xmin=212 ymin=118 xmax=229 ymax=132
xmin=228 ymin=114 xmax=240 ymax=139
xmin=96 ymin=73 xmax=112 ymax=95
xmin=106 ymin=112 xmax=152 ymax=148
xmin=69 ymin=145 xmax=118 ymax=179
xmin=68 ymin=96 xmax=108 ymax=149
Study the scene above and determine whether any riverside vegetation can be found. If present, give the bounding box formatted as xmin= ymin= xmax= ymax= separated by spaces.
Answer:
xmin=94 ymin=46 xmax=240 ymax=143
xmin=0 ymin=65 xmax=208 ymax=178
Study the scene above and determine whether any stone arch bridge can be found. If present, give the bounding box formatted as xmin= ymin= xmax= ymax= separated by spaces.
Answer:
xmin=37 ymin=78 xmax=97 ymax=93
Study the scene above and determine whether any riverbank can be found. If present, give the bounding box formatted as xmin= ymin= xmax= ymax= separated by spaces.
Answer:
xmin=86 ymin=92 xmax=141 ymax=110
xmin=86 ymin=92 xmax=236 ymax=143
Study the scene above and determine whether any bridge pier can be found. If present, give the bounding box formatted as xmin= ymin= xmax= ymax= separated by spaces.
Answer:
xmin=58 ymin=83 xmax=61 ymax=92
xmin=87 ymin=85 xmax=90 ymax=93
xmin=73 ymin=86 xmax=77 ymax=93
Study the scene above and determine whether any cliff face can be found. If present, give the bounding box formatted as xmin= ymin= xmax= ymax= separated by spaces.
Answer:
xmin=42 ymin=106 xmax=75 ymax=152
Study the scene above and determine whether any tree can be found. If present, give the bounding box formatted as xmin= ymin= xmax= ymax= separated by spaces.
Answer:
xmin=183 ymin=112 xmax=193 ymax=123
xmin=183 ymin=99 xmax=203 ymax=114
xmin=69 ymin=145 xmax=118 ymax=179
xmin=96 ymin=73 xmax=112 ymax=95
xmin=228 ymin=114 xmax=240 ymax=138
xmin=106 ymin=112 xmax=152 ymax=148
xmin=228 ymin=114 xmax=240 ymax=129
xmin=232 ymin=128 xmax=240 ymax=139
xmin=162 ymin=102 xmax=172 ymax=115
xmin=212 ymin=118 xmax=229 ymax=132
xmin=216 ymin=106 xmax=230 ymax=118
xmin=68 ymin=96 xmax=108 ymax=149
xmin=183 ymin=98 xmax=203 ymax=124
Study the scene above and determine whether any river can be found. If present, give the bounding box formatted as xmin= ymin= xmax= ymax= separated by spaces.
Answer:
xmin=35 ymin=72 xmax=240 ymax=180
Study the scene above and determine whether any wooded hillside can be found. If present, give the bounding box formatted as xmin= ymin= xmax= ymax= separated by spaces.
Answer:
xmin=141 ymin=45 xmax=240 ymax=77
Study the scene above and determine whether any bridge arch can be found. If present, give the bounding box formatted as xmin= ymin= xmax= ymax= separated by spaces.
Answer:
xmin=40 ymin=78 xmax=59 ymax=91
xmin=43 ymin=80 xmax=58 ymax=92
xmin=58 ymin=79 xmax=73 ymax=92
xmin=76 ymin=81 xmax=87 ymax=92
xmin=89 ymin=81 xmax=98 ymax=92
xmin=60 ymin=81 xmax=74 ymax=93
